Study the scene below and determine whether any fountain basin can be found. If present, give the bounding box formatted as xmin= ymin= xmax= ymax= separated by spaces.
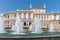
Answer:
xmin=0 ymin=31 xmax=60 ymax=40
xmin=0 ymin=32 xmax=60 ymax=38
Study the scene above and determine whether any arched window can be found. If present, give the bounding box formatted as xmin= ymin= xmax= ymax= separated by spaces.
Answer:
xmin=8 ymin=15 xmax=9 ymax=18
xmin=29 ymin=22 xmax=31 ymax=26
xmin=24 ymin=22 xmax=26 ymax=26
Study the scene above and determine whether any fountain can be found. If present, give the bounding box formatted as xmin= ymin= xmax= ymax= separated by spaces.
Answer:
xmin=29 ymin=23 xmax=35 ymax=32
xmin=29 ymin=24 xmax=32 ymax=31
xmin=30 ymin=17 xmax=43 ymax=33
xmin=11 ymin=14 xmax=25 ymax=34
xmin=11 ymin=25 xmax=15 ymax=31
xmin=0 ymin=14 xmax=6 ymax=33
xmin=49 ymin=22 xmax=54 ymax=32
xmin=0 ymin=14 xmax=59 ymax=39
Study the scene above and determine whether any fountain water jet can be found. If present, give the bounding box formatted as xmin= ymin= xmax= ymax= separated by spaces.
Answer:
xmin=29 ymin=23 xmax=35 ymax=32
xmin=11 ymin=25 xmax=15 ymax=31
xmin=29 ymin=24 xmax=33 ymax=31
xmin=49 ymin=22 xmax=54 ymax=32
xmin=30 ymin=17 xmax=43 ymax=33
xmin=0 ymin=14 xmax=6 ymax=33
xmin=11 ymin=14 xmax=25 ymax=34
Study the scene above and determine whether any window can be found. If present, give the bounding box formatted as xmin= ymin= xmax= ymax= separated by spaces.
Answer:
xmin=19 ymin=13 xmax=21 ymax=18
xmin=24 ymin=13 xmax=26 ymax=19
xmin=6 ymin=15 xmax=9 ymax=19
xmin=34 ymin=15 xmax=36 ymax=18
xmin=14 ymin=14 xmax=16 ymax=17
xmin=54 ymin=15 xmax=56 ymax=20
xmin=45 ymin=15 xmax=48 ymax=20
xmin=29 ymin=13 xmax=30 ymax=18
xmin=26 ymin=13 xmax=29 ymax=19
xmin=29 ymin=22 xmax=31 ymax=26
xmin=43 ymin=15 xmax=45 ymax=20
xmin=24 ymin=22 xmax=26 ymax=26
xmin=8 ymin=15 xmax=9 ymax=18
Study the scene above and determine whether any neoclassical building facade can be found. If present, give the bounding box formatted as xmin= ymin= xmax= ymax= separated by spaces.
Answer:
xmin=1 ymin=4 xmax=60 ymax=31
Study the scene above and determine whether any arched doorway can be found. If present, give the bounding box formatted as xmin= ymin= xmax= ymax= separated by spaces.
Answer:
xmin=23 ymin=22 xmax=32 ymax=29
xmin=29 ymin=22 xmax=31 ymax=26
xmin=24 ymin=22 xmax=26 ymax=26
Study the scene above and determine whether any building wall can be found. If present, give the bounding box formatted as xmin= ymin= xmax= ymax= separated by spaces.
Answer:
xmin=2 ymin=9 xmax=60 ymax=32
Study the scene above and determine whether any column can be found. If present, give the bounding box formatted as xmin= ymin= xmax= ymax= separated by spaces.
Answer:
xmin=29 ymin=13 xmax=30 ymax=18
xmin=43 ymin=15 xmax=44 ymax=20
xmin=40 ymin=15 xmax=41 ymax=20
xmin=45 ymin=15 xmax=47 ymax=20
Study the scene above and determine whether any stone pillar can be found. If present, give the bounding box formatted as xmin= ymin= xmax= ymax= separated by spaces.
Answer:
xmin=45 ymin=15 xmax=47 ymax=20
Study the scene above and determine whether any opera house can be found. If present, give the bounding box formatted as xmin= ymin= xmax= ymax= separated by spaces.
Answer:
xmin=1 ymin=4 xmax=60 ymax=32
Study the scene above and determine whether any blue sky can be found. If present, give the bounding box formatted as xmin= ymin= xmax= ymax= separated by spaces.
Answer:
xmin=0 ymin=0 xmax=60 ymax=13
